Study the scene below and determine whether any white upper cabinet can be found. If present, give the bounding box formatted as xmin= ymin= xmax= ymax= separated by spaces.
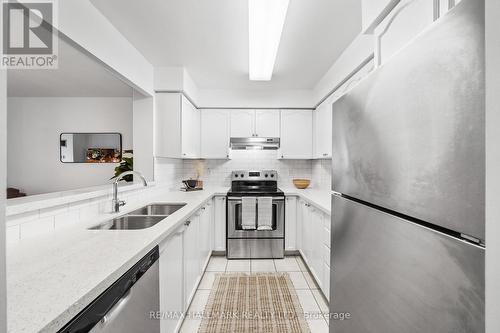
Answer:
xmin=279 ymin=110 xmax=313 ymax=159
xmin=230 ymin=110 xmax=280 ymax=137
xmin=181 ymin=96 xmax=200 ymax=158
xmin=230 ymin=110 xmax=255 ymax=137
xmin=155 ymin=93 xmax=200 ymax=159
xmin=201 ymin=109 xmax=230 ymax=159
xmin=313 ymin=101 xmax=332 ymax=159
xmin=255 ymin=110 xmax=280 ymax=137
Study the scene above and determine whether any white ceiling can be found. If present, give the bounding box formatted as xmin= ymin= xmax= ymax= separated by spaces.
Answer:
xmin=7 ymin=36 xmax=134 ymax=97
xmin=90 ymin=0 xmax=362 ymax=90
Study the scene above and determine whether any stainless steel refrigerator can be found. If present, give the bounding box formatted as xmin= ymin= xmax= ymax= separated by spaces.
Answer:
xmin=329 ymin=0 xmax=485 ymax=332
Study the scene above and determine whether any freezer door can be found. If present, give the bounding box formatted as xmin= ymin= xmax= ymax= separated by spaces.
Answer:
xmin=330 ymin=195 xmax=484 ymax=333
xmin=331 ymin=0 xmax=484 ymax=240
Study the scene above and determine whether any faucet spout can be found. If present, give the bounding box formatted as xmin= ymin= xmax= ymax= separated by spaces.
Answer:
xmin=112 ymin=171 xmax=148 ymax=213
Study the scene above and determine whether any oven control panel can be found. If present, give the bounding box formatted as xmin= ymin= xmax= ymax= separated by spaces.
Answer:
xmin=231 ymin=170 xmax=277 ymax=181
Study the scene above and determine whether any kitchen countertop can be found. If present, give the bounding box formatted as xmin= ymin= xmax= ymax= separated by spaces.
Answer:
xmin=282 ymin=187 xmax=331 ymax=215
xmin=7 ymin=187 xmax=228 ymax=333
xmin=7 ymin=186 xmax=331 ymax=333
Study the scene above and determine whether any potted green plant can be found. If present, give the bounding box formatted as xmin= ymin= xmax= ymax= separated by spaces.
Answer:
xmin=111 ymin=150 xmax=134 ymax=182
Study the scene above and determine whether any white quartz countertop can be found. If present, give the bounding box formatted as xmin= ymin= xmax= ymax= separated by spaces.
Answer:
xmin=282 ymin=187 xmax=331 ymax=215
xmin=7 ymin=186 xmax=331 ymax=333
xmin=7 ymin=187 xmax=228 ymax=333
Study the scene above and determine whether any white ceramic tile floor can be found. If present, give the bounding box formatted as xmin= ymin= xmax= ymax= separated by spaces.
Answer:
xmin=251 ymin=259 xmax=276 ymax=272
xmin=179 ymin=256 xmax=329 ymax=333
xmin=303 ymin=269 xmax=320 ymax=290
xmin=274 ymin=256 xmax=301 ymax=272
xmin=226 ymin=259 xmax=251 ymax=272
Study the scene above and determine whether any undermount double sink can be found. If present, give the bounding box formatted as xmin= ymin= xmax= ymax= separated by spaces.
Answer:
xmin=89 ymin=203 xmax=186 ymax=230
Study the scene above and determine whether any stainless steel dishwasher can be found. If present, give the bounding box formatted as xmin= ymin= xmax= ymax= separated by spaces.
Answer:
xmin=58 ymin=246 xmax=160 ymax=333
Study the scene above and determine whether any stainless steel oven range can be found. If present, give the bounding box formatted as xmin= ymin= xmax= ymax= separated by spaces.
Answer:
xmin=226 ymin=170 xmax=285 ymax=259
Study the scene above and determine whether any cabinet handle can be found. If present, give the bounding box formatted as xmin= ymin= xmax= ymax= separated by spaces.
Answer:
xmin=184 ymin=220 xmax=191 ymax=226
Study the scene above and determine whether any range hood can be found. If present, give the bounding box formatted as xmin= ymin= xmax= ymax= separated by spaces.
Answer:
xmin=230 ymin=137 xmax=280 ymax=150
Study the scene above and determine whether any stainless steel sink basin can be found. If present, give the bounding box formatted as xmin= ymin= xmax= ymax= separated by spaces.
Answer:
xmin=89 ymin=215 xmax=166 ymax=230
xmin=127 ymin=203 xmax=186 ymax=216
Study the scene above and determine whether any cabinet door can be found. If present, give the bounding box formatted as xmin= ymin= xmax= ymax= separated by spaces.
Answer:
xmin=199 ymin=205 xmax=212 ymax=269
xmin=280 ymin=110 xmax=313 ymax=159
xmin=201 ymin=109 xmax=230 ymax=159
xmin=230 ymin=110 xmax=255 ymax=137
xmin=301 ymin=202 xmax=312 ymax=263
xmin=183 ymin=214 xmax=200 ymax=307
xmin=255 ymin=110 xmax=280 ymax=137
xmin=213 ymin=196 xmax=226 ymax=251
xmin=296 ymin=199 xmax=304 ymax=250
xmin=159 ymin=227 xmax=184 ymax=333
xmin=309 ymin=207 xmax=322 ymax=287
xmin=285 ymin=196 xmax=297 ymax=251
xmin=204 ymin=200 xmax=214 ymax=253
xmin=314 ymin=102 xmax=331 ymax=159
xmin=155 ymin=93 xmax=182 ymax=158
xmin=181 ymin=96 xmax=200 ymax=158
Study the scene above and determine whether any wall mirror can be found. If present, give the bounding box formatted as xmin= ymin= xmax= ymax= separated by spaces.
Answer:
xmin=7 ymin=32 xmax=135 ymax=197
xmin=60 ymin=133 xmax=122 ymax=163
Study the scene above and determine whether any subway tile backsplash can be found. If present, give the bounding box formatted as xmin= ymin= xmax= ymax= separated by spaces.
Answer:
xmin=182 ymin=150 xmax=313 ymax=188
xmin=6 ymin=153 xmax=332 ymax=244
xmin=181 ymin=150 xmax=332 ymax=190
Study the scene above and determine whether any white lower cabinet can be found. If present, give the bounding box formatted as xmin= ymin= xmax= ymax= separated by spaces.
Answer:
xmin=296 ymin=199 xmax=331 ymax=300
xmin=213 ymin=196 xmax=226 ymax=252
xmin=285 ymin=196 xmax=297 ymax=251
xmin=159 ymin=227 xmax=185 ymax=333
xmin=183 ymin=213 xmax=200 ymax=308
xmin=158 ymin=198 xmax=216 ymax=333
xmin=199 ymin=203 xmax=212 ymax=270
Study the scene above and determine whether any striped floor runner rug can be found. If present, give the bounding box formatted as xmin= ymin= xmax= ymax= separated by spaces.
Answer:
xmin=199 ymin=273 xmax=310 ymax=333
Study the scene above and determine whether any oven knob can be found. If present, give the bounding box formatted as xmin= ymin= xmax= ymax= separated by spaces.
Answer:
xmin=234 ymin=174 xmax=238 ymax=178
xmin=241 ymin=174 xmax=244 ymax=178
xmin=270 ymin=174 xmax=275 ymax=178
xmin=265 ymin=174 xmax=268 ymax=178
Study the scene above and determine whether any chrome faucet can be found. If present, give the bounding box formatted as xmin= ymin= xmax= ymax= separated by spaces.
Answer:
xmin=112 ymin=171 xmax=148 ymax=213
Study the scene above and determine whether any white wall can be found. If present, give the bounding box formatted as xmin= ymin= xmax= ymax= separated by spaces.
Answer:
xmin=54 ymin=1 xmax=154 ymax=95
xmin=313 ymin=34 xmax=373 ymax=103
xmin=485 ymin=0 xmax=500 ymax=331
xmin=154 ymin=67 xmax=314 ymax=109
xmin=132 ymin=92 xmax=154 ymax=181
xmin=196 ymin=89 xmax=314 ymax=109
xmin=7 ymin=97 xmax=133 ymax=195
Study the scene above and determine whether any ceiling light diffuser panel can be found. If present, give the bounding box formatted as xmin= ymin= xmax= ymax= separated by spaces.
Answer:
xmin=248 ymin=0 xmax=290 ymax=81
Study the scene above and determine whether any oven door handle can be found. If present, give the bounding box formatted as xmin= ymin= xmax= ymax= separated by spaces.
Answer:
xmin=227 ymin=197 xmax=284 ymax=201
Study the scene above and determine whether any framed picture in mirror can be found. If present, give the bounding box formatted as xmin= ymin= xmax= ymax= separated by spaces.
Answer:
xmin=60 ymin=133 xmax=122 ymax=163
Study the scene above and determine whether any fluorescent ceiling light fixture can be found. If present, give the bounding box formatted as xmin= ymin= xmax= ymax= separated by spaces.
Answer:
xmin=249 ymin=0 xmax=289 ymax=81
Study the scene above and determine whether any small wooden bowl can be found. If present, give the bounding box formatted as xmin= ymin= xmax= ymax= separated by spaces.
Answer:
xmin=293 ymin=179 xmax=310 ymax=189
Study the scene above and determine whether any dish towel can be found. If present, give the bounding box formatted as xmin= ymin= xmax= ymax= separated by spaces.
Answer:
xmin=241 ymin=197 xmax=257 ymax=230
xmin=257 ymin=197 xmax=273 ymax=231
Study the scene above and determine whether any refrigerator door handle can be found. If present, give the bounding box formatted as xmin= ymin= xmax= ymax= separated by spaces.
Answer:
xmin=461 ymin=233 xmax=484 ymax=246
